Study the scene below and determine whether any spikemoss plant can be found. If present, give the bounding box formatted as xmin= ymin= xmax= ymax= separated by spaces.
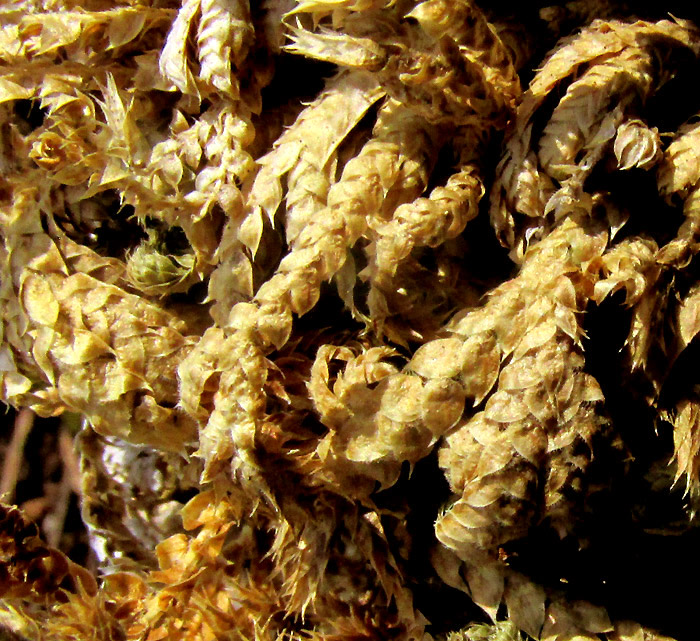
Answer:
xmin=2 ymin=1 xmax=700 ymax=640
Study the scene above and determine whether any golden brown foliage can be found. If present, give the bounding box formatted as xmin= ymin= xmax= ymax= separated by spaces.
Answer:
xmin=3 ymin=2 xmax=700 ymax=641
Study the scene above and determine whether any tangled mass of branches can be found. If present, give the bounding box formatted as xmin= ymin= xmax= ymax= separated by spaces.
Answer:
xmin=8 ymin=0 xmax=700 ymax=639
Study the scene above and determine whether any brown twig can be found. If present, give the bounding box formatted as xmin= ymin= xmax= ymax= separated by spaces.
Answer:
xmin=58 ymin=426 xmax=81 ymax=495
xmin=0 ymin=409 xmax=34 ymax=504
xmin=43 ymin=426 xmax=81 ymax=548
